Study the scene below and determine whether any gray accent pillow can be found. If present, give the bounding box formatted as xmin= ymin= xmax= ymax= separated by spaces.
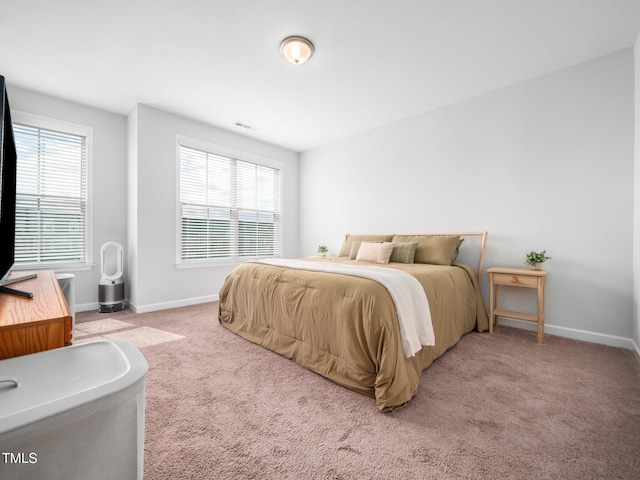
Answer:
xmin=349 ymin=241 xmax=362 ymax=260
xmin=389 ymin=242 xmax=418 ymax=264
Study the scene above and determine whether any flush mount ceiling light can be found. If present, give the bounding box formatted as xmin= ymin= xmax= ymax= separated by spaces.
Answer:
xmin=280 ymin=36 xmax=314 ymax=65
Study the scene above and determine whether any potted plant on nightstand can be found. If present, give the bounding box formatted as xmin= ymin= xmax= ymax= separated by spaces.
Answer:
xmin=525 ymin=250 xmax=551 ymax=270
xmin=317 ymin=245 xmax=328 ymax=258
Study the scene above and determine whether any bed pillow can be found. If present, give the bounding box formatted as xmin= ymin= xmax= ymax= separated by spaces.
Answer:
xmin=338 ymin=234 xmax=394 ymax=257
xmin=355 ymin=242 xmax=395 ymax=264
xmin=451 ymin=238 xmax=464 ymax=263
xmin=389 ymin=242 xmax=418 ymax=264
xmin=349 ymin=241 xmax=362 ymax=260
xmin=391 ymin=235 xmax=460 ymax=265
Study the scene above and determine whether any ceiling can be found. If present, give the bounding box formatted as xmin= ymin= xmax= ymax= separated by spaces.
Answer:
xmin=1 ymin=0 xmax=639 ymax=153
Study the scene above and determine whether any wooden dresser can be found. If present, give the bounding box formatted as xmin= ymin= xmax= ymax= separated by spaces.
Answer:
xmin=0 ymin=270 xmax=72 ymax=359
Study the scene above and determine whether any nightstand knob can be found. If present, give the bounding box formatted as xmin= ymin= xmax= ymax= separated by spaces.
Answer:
xmin=511 ymin=276 xmax=517 ymax=283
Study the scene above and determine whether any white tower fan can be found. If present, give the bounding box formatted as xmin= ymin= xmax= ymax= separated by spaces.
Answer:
xmin=98 ymin=242 xmax=125 ymax=313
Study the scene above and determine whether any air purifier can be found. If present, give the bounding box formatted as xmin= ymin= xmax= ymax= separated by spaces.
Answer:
xmin=98 ymin=242 xmax=125 ymax=313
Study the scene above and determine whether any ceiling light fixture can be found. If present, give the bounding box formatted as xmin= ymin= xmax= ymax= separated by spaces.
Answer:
xmin=280 ymin=36 xmax=314 ymax=65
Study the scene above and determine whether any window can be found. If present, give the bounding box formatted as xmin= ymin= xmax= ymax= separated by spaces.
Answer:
xmin=178 ymin=139 xmax=281 ymax=264
xmin=12 ymin=112 xmax=92 ymax=269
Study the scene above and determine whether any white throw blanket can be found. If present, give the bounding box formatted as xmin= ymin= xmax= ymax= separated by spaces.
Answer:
xmin=258 ymin=258 xmax=434 ymax=358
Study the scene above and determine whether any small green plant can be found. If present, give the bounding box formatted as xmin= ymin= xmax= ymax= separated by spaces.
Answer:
xmin=525 ymin=250 xmax=551 ymax=268
xmin=317 ymin=245 xmax=328 ymax=254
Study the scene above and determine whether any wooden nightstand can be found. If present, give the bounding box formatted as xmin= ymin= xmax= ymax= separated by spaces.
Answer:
xmin=487 ymin=267 xmax=547 ymax=344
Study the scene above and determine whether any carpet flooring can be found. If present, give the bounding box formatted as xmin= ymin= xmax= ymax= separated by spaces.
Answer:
xmin=77 ymin=303 xmax=640 ymax=479
xmin=75 ymin=317 xmax=185 ymax=348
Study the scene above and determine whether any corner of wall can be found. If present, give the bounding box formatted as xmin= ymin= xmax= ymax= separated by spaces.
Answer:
xmin=633 ymin=33 xmax=640 ymax=351
xmin=126 ymin=106 xmax=139 ymax=308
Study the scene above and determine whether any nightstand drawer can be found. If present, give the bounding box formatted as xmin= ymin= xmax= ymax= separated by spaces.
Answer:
xmin=493 ymin=273 xmax=538 ymax=288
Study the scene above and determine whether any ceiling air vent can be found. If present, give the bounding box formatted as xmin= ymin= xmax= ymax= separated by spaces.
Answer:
xmin=234 ymin=121 xmax=259 ymax=131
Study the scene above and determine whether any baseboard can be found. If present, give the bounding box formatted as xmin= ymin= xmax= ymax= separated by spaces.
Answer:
xmin=75 ymin=300 xmax=130 ymax=314
xmin=128 ymin=294 xmax=219 ymax=314
xmin=631 ymin=339 xmax=640 ymax=365
xmin=76 ymin=302 xmax=100 ymax=313
xmin=498 ymin=318 xmax=638 ymax=351
xmin=74 ymin=295 xmax=219 ymax=315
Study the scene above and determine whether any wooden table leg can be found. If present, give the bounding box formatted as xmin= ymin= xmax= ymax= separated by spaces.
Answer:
xmin=489 ymin=272 xmax=494 ymax=333
xmin=494 ymin=284 xmax=500 ymax=329
xmin=536 ymin=277 xmax=545 ymax=344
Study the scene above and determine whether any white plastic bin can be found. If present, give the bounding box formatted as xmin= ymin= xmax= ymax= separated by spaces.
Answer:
xmin=0 ymin=340 xmax=148 ymax=479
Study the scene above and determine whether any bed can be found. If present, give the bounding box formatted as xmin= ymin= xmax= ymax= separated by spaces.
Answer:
xmin=218 ymin=232 xmax=489 ymax=412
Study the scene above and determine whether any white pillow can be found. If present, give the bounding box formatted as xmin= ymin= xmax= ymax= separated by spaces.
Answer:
xmin=355 ymin=242 xmax=395 ymax=264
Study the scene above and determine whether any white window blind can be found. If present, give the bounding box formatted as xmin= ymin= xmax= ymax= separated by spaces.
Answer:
xmin=179 ymin=144 xmax=281 ymax=262
xmin=13 ymin=122 xmax=88 ymax=266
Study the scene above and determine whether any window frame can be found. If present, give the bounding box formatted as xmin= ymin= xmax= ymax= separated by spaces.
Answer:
xmin=176 ymin=135 xmax=283 ymax=268
xmin=11 ymin=111 xmax=94 ymax=272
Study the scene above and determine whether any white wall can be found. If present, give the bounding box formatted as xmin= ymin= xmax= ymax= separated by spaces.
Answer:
xmin=128 ymin=105 xmax=299 ymax=312
xmin=6 ymin=87 xmax=299 ymax=314
xmin=299 ymin=50 xmax=635 ymax=347
xmin=6 ymin=85 xmax=128 ymax=311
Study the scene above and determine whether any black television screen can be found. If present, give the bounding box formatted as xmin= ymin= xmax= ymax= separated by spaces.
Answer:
xmin=0 ymin=74 xmax=17 ymax=286
xmin=0 ymin=76 xmax=3 ymax=224
xmin=0 ymin=76 xmax=36 ymax=298
xmin=0 ymin=75 xmax=37 ymax=297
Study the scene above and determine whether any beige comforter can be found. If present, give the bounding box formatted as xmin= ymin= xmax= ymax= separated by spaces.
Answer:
xmin=218 ymin=256 xmax=488 ymax=412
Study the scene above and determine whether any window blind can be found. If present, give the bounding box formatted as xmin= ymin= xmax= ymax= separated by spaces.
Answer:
xmin=13 ymin=123 xmax=87 ymax=265
xmin=179 ymin=145 xmax=281 ymax=262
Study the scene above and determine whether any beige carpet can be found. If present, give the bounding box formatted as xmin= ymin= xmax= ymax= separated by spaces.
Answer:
xmin=75 ymin=317 xmax=184 ymax=348
xmin=77 ymin=304 xmax=640 ymax=479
